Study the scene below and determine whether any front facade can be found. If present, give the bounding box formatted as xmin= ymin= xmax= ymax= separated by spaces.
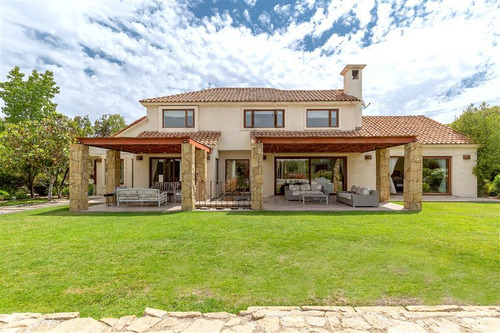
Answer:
xmin=73 ymin=64 xmax=477 ymax=212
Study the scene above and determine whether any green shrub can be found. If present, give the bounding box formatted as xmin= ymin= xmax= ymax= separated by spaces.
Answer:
xmin=61 ymin=187 xmax=70 ymax=197
xmin=488 ymin=174 xmax=500 ymax=197
xmin=14 ymin=189 xmax=29 ymax=200
xmin=0 ymin=190 xmax=11 ymax=201
xmin=88 ymin=184 xmax=94 ymax=196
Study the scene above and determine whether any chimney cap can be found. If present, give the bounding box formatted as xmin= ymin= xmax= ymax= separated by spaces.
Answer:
xmin=340 ymin=64 xmax=366 ymax=76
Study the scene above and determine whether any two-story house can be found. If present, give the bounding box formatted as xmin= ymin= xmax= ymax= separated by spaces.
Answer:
xmin=72 ymin=64 xmax=477 ymax=212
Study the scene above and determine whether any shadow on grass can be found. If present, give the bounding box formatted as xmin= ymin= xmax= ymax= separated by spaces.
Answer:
xmin=34 ymin=206 xmax=420 ymax=218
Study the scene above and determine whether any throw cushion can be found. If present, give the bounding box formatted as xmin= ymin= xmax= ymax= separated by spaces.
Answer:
xmin=312 ymin=184 xmax=322 ymax=191
xmin=356 ymin=186 xmax=371 ymax=195
xmin=300 ymin=184 xmax=311 ymax=191
xmin=288 ymin=184 xmax=300 ymax=191
xmin=338 ymin=192 xmax=352 ymax=199
xmin=351 ymin=185 xmax=357 ymax=192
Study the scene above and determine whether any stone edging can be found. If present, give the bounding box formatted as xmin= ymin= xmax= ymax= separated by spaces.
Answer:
xmin=1 ymin=305 xmax=499 ymax=332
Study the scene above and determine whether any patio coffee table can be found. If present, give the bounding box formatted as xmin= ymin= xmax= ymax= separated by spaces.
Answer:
xmin=299 ymin=193 xmax=328 ymax=205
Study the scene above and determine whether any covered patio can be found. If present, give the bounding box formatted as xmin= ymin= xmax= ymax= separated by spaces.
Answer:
xmin=70 ymin=131 xmax=424 ymax=213
xmin=70 ymin=136 xmax=211 ymax=212
xmin=249 ymin=131 xmax=424 ymax=211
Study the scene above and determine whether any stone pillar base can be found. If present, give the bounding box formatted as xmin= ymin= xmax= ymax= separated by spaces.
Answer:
xmin=376 ymin=148 xmax=391 ymax=203
xmin=105 ymin=150 xmax=121 ymax=204
xmin=181 ymin=143 xmax=196 ymax=211
xmin=403 ymin=142 xmax=423 ymax=211
xmin=195 ymin=149 xmax=207 ymax=201
xmin=251 ymin=142 xmax=264 ymax=210
xmin=69 ymin=144 xmax=89 ymax=212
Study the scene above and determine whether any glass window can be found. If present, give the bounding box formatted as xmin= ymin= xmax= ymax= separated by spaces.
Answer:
xmin=276 ymin=110 xmax=284 ymax=127
xmin=423 ymin=158 xmax=450 ymax=193
xmin=275 ymin=159 xmax=309 ymax=194
xmin=225 ymin=159 xmax=250 ymax=192
xmin=186 ymin=110 xmax=194 ymax=127
xmin=163 ymin=109 xmax=195 ymax=128
xmin=245 ymin=110 xmax=252 ymax=128
xmin=254 ymin=111 xmax=274 ymax=128
xmin=276 ymin=157 xmax=346 ymax=194
xmin=306 ymin=109 xmax=338 ymax=127
xmin=244 ymin=110 xmax=284 ymax=128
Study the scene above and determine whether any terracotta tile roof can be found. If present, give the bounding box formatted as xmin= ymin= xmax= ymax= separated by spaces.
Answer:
xmin=251 ymin=116 xmax=471 ymax=145
xmin=361 ymin=116 xmax=471 ymax=144
xmin=140 ymin=88 xmax=360 ymax=103
xmin=137 ymin=131 xmax=221 ymax=148
xmin=111 ymin=116 xmax=147 ymax=137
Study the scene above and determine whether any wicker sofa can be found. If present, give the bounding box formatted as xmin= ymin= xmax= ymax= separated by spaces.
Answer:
xmin=284 ymin=184 xmax=330 ymax=201
xmin=336 ymin=185 xmax=379 ymax=207
xmin=116 ymin=188 xmax=168 ymax=207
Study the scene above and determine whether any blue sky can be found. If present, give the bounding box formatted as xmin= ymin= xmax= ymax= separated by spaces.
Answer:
xmin=1 ymin=0 xmax=499 ymax=123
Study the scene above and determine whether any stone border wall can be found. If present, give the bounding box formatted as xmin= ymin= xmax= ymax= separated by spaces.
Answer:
xmin=1 ymin=305 xmax=498 ymax=332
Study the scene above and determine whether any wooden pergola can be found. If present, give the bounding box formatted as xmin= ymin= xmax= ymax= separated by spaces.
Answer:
xmin=69 ymin=137 xmax=210 ymax=212
xmin=249 ymin=134 xmax=423 ymax=211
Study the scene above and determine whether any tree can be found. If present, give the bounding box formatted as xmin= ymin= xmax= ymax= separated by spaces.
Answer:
xmin=0 ymin=113 xmax=78 ymax=199
xmin=0 ymin=66 xmax=60 ymax=123
xmin=94 ymin=114 xmax=126 ymax=137
xmin=0 ymin=122 xmax=41 ymax=197
xmin=74 ymin=115 xmax=95 ymax=137
xmin=33 ymin=113 xmax=78 ymax=200
xmin=451 ymin=102 xmax=500 ymax=196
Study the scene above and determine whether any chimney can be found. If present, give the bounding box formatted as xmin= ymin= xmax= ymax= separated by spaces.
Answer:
xmin=340 ymin=64 xmax=366 ymax=100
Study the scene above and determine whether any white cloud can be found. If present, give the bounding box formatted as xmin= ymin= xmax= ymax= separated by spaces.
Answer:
xmin=243 ymin=0 xmax=257 ymax=7
xmin=0 ymin=0 xmax=498 ymax=124
xmin=243 ymin=9 xmax=250 ymax=22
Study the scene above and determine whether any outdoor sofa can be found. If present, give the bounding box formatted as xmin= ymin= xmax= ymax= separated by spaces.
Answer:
xmin=336 ymin=185 xmax=379 ymax=207
xmin=284 ymin=184 xmax=330 ymax=201
xmin=116 ymin=188 xmax=168 ymax=207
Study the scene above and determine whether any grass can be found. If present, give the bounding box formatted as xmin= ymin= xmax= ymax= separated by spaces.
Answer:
xmin=0 ymin=202 xmax=499 ymax=318
xmin=0 ymin=198 xmax=49 ymax=207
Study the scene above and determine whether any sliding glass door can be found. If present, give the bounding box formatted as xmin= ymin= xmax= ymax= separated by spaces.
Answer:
xmin=150 ymin=158 xmax=181 ymax=186
xmin=275 ymin=157 xmax=346 ymax=194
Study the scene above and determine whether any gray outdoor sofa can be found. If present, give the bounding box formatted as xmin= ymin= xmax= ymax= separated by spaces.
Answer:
xmin=284 ymin=184 xmax=330 ymax=201
xmin=336 ymin=185 xmax=379 ymax=207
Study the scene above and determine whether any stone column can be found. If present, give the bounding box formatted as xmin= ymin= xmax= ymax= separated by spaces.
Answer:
xmin=250 ymin=142 xmax=264 ymax=210
xmin=69 ymin=144 xmax=89 ymax=212
xmin=105 ymin=150 xmax=121 ymax=203
xmin=376 ymin=148 xmax=391 ymax=203
xmin=181 ymin=143 xmax=196 ymax=211
xmin=195 ymin=149 xmax=208 ymax=201
xmin=403 ymin=142 xmax=423 ymax=211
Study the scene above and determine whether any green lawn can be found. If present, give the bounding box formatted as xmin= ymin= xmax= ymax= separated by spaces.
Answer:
xmin=0 ymin=198 xmax=48 ymax=207
xmin=0 ymin=203 xmax=499 ymax=318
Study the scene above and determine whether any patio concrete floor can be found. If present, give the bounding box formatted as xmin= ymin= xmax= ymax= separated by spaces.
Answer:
xmin=86 ymin=195 xmax=403 ymax=213
xmin=84 ymin=194 xmax=498 ymax=213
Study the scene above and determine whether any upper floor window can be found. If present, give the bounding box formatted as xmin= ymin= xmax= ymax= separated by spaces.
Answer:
xmin=244 ymin=109 xmax=284 ymax=128
xmin=163 ymin=109 xmax=194 ymax=128
xmin=306 ymin=109 xmax=339 ymax=128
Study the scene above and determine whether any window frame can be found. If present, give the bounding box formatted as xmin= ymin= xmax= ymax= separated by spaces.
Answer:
xmin=162 ymin=109 xmax=195 ymax=128
xmin=306 ymin=109 xmax=339 ymax=128
xmin=243 ymin=109 xmax=285 ymax=128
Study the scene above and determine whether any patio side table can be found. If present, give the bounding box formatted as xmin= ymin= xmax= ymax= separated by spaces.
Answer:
xmin=299 ymin=193 xmax=329 ymax=205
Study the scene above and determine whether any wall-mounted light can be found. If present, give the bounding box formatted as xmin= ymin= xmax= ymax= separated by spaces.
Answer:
xmin=136 ymin=156 xmax=143 ymax=161
xmin=463 ymin=155 xmax=471 ymax=160
xmin=263 ymin=155 xmax=267 ymax=160
xmin=207 ymin=154 xmax=211 ymax=160
xmin=365 ymin=155 xmax=372 ymax=160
